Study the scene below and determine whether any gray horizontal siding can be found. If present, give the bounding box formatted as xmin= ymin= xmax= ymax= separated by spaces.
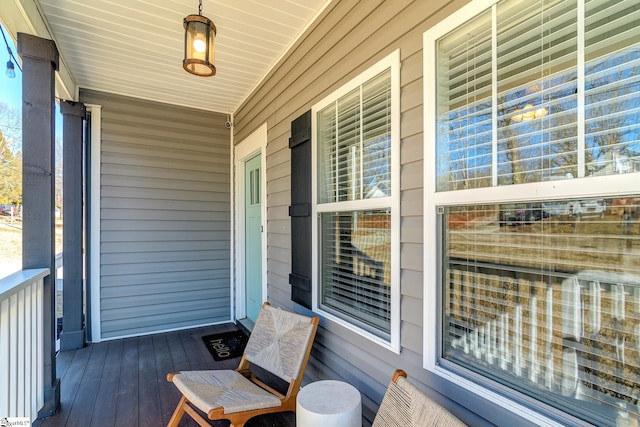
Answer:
xmin=81 ymin=89 xmax=231 ymax=340
xmin=234 ymin=0 xmax=536 ymax=426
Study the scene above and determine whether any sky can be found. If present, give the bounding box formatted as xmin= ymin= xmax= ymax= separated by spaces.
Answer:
xmin=0 ymin=24 xmax=22 ymax=112
xmin=1 ymin=23 xmax=63 ymax=146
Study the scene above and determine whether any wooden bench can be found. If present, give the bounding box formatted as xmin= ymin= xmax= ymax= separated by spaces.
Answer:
xmin=372 ymin=370 xmax=466 ymax=427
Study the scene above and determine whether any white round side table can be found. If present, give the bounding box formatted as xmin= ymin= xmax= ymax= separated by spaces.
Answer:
xmin=296 ymin=380 xmax=361 ymax=427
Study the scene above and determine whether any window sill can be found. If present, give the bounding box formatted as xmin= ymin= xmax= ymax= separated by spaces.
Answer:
xmin=316 ymin=307 xmax=400 ymax=354
xmin=428 ymin=363 xmax=583 ymax=427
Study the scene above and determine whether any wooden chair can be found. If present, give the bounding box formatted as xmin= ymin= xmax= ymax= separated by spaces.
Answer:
xmin=166 ymin=302 xmax=319 ymax=427
xmin=372 ymin=370 xmax=467 ymax=427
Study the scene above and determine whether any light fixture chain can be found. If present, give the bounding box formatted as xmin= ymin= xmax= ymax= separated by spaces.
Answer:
xmin=199 ymin=0 xmax=203 ymax=16
xmin=0 ymin=25 xmax=22 ymax=72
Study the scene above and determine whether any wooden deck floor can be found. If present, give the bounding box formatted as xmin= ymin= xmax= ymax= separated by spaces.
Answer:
xmin=33 ymin=323 xmax=296 ymax=427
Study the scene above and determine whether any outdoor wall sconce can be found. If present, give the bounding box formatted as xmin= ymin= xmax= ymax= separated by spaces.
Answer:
xmin=183 ymin=0 xmax=216 ymax=77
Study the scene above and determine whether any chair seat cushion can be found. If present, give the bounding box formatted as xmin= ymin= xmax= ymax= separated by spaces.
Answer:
xmin=172 ymin=370 xmax=282 ymax=414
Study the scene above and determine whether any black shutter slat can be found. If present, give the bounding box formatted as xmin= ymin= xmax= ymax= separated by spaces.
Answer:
xmin=289 ymin=110 xmax=312 ymax=309
xmin=289 ymin=273 xmax=311 ymax=292
xmin=288 ymin=203 xmax=310 ymax=217
xmin=289 ymin=126 xmax=310 ymax=148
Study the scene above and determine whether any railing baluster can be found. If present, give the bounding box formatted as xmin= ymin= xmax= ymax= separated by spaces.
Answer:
xmin=0 ymin=268 xmax=49 ymax=422
xmin=10 ymin=292 xmax=18 ymax=415
xmin=0 ymin=296 xmax=9 ymax=416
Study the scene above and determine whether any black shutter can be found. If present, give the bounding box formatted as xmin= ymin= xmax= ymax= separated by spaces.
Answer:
xmin=289 ymin=110 xmax=312 ymax=309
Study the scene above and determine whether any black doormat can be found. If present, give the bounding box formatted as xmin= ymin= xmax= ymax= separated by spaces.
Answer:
xmin=202 ymin=330 xmax=249 ymax=361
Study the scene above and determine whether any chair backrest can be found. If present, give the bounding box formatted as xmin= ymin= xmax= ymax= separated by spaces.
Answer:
xmin=372 ymin=370 xmax=466 ymax=427
xmin=243 ymin=303 xmax=317 ymax=384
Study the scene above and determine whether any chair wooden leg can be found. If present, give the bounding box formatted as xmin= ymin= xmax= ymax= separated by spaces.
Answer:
xmin=167 ymin=396 xmax=187 ymax=427
xmin=184 ymin=403 xmax=213 ymax=427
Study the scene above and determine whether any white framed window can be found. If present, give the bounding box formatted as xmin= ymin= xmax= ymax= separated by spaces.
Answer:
xmin=312 ymin=50 xmax=400 ymax=352
xmin=425 ymin=0 xmax=640 ymax=425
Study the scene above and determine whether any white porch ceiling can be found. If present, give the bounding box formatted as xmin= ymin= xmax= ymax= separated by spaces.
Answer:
xmin=35 ymin=0 xmax=329 ymax=113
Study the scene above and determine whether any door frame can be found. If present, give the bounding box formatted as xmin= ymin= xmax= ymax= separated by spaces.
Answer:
xmin=233 ymin=123 xmax=267 ymax=321
xmin=87 ymin=103 xmax=103 ymax=342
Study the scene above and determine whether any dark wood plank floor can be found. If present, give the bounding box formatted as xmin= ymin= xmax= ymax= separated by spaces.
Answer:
xmin=33 ymin=323 xmax=296 ymax=427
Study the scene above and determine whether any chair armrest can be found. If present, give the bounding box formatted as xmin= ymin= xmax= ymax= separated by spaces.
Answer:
xmin=391 ymin=369 xmax=407 ymax=383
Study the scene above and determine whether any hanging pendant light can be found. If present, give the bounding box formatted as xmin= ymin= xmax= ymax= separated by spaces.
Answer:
xmin=1 ymin=25 xmax=19 ymax=79
xmin=6 ymin=60 xmax=15 ymax=78
xmin=183 ymin=0 xmax=216 ymax=77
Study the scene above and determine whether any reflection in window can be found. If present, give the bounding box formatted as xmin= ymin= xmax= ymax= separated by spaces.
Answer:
xmin=585 ymin=36 xmax=640 ymax=176
xmin=321 ymin=210 xmax=391 ymax=337
xmin=496 ymin=0 xmax=579 ymax=186
xmin=317 ymin=70 xmax=391 ymax=203
xmin=436 ymin=0 xmax=640 ymax=192
xmin=442 ymin=196 xmax=640 ymax=425
xmin=436 ymin=9 xmax=493 ymax=191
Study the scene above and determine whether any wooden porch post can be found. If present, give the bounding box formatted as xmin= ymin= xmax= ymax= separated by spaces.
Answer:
xmin=60 ymin=100 xmax=86 ymax=350
xmin=17 ymin=32 xmax=60 ymax=418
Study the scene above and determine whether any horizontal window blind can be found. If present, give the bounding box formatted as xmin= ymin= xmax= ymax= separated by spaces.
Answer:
xmin=317 ymin=70 xmax=392 ymax=203
xmin=318 ymin=103 xmax=337 ymax=204
xmin=585 ymin=0 xmax=640 ymax=176
xmin=316 ymin=68 xmax=393 ymax=337
xmin=496 ymin=0 xmax=578 ymax=185
xmin=436 ymin=0 xmax=640 ymax=192
xmin=320 ymin=210 xmax=391 ymax=336
xmin=436 ymin=9 xmax=493 ymax=191
xmin=496 ymin=1 xmax=578 ymax=91
xmin=442 ymin=196 xmax=640 ymax=425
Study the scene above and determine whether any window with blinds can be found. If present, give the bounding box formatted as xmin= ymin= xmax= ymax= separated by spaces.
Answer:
xmin=318 ymin=70 xmax=392 ymax=204
xmin=430 ymin=0 xmax=640 ymax=424
xmin=436 ymin=0 xmax=640 ymax=192
xmin=314 ymin=54 xmax=397 ymax=342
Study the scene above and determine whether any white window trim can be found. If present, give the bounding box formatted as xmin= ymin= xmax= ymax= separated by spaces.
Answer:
xmin=311 ymin=49 xmax=401 ymax=353
xmin=423 ymin=0 xmax=640 ymax=424
xmin=87 ymin=103 xmax=102 ymax=343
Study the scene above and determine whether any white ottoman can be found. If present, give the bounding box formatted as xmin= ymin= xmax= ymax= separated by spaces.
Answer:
xmin=296 ymin=380 xmax=361 ymax=427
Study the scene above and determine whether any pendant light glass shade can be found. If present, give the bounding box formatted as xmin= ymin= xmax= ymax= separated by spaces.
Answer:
xmin=6 ymin=60 xmax=15 ymax=78
xmin=183 ymin=12 xmax=216 ymax=77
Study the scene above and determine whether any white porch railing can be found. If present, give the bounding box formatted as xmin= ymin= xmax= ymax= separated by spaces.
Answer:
xmin=0 ymin=268 xmax=49 ymax=422
xmin=55 ymin=252 xmax=63 ymax=352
